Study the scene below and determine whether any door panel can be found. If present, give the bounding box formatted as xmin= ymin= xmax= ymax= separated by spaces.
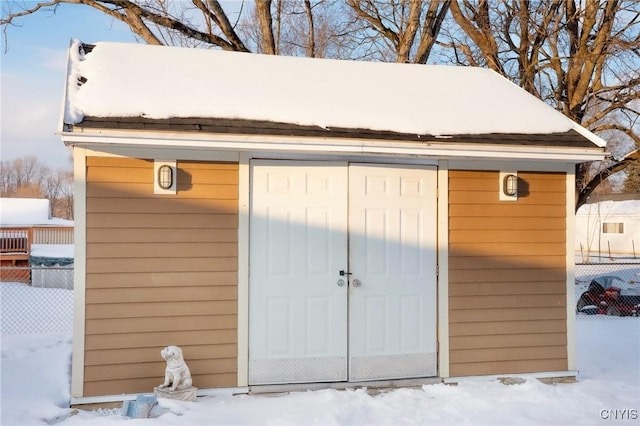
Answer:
xmin=249 ymin=161 xmax=437 ymax=385
xmin=348 ymin=164 xmax=438 ymax=381
xmin=249 ymin=161 xmax=348 ymax=385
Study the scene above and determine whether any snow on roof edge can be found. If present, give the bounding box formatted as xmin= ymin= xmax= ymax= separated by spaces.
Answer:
xmin=0 ymin=198 xmax=74 ymax=226
xmin=63 ymin=39 xmax=85 ymax=125
xmin=483 ymin=68 xmax=608 ymax=149
xmin=576 ymin=199 xmax=640 ymax=216
xmin=61 ymin=40 xmax=606 ymax=146
xmin=571 ymin=123 xmax=608 ymax=148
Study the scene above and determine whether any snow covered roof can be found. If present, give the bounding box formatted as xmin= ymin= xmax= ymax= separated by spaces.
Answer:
xmin=577 ymin=199 xmax=640 ymax=216
xmin=63 ymin=40 xmax=605 ymax=148
xmin=0 ymin=198 xmax=73 ymax=226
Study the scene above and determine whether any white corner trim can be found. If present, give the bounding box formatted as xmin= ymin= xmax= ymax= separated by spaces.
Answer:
xmin=237 ymin=153 xmax=250 ymax=387
xmin=565 ymin=167 xmax=577 ymax=371
xmin=437 ymin=161 xmax=450 ymax=378
xmin=71 ymin=147 xmax=87 ymax=399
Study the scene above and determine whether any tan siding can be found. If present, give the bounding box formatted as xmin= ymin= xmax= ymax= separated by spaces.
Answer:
xmin=84 ymin=157 xmax=238 ymax=396
xmin=85 ymin=286 xmax=236 ymax=304
xmin=450 ymin=307 xmax=566 ymax=323
xmin=87 ymin=213 xmax=238 ymax=229
xmin=87 ymin=257 xmax=237 ymax=273
xmin=450 ymin=333 xmax=566 ymax=350
xmin=83 ymin=374 xmax=237 ymax=398
xmin=449 ymin=319 xmax=566 ymax=336
xmin=86 ymin=271 xmax=237 ymax=288
xmin=449 ymin=204 xmax=565 ymax=217
xmin=86 ymin=300 xmax=237 ymax=319
xmin=86 ymin=198 xmax=238 ymax=214
xmin=86 ymin=315 xmax=237 ymax=334
xmin=86 ymin=183 xmax=238 ymax=199
xmin=84 ymin=358 xmax=237 ymax=382
xmin=448 ymin=170 xmax=568 ymax=377
xmin=85 ymin=329 xmax=237 ymax=351
xmin=449 ymin=294 xmax=565 ymax=310
xmin=87 ymin=241 xmax=238 ymax=259
xmin=87 ymin=228 xmax=238 ymax=243
xmin=449 ymin=281 xmax=564 ymax=297
xmin=85 ymin=344 xmax=237 ymax=366
xmin=449 ymin=242 xmax=565 ymax=257
xmin=450 ymin=217 xmax=566 ymax=230
xmin=449 ymin=268 xmax=566 ymax=283
xmin=449 ymin=191 xmax=565 ymax=205
xmin=87 ymin=166 xmax=238 ymax=185
xmin=450 ymin=229 xmax=565 ymax=243
xmin=449 ymin=360 xmax=567 ymax=377
xmin=450 ymin=346 xmax=567 ymax=364
xmin=449 ymin=256 xmax=565 ymax=269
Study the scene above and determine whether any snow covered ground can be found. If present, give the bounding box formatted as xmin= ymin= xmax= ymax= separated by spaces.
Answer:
xmin=1 ymin=283 xmax=639 ymax=426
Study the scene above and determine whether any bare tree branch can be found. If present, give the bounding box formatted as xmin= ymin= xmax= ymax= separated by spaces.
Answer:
xmin=344 ymin=0 xmax=450 ymax=63
xmin=2 ymin=0 xmax=247 ymax=50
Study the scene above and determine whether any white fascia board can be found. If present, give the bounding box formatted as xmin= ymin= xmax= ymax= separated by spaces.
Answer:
xmin=572 ymin=123 xmax=608 ymax=148
xmin=57 ymin=40 xmax=74 ymax=134
xmin=61 ymin=129 xmax=608 ymax=163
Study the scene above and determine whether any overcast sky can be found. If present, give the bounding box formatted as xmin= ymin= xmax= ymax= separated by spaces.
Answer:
xmin=1 ymin=4 xmax=136 ymax=170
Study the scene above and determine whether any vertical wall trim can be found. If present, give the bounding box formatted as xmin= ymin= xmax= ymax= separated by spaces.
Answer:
xmin=237 ymin=152 xmax=250 ymax=387
xmin=437 ymin=160 xmax=450 ymax=378
xmin=565 ymin=167 xmax=577 ymax=371
xmin=71 ymin=147 xmax=87 ymax=398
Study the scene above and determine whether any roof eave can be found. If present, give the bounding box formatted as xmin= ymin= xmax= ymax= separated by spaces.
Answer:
xmin=571 ymin=122 xmax=608 ymax=148
xmin=60 ymin=127 xmax=607 ymax=163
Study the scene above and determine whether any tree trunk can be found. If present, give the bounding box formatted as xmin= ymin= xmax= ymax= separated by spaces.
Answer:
xmin=256 ymin=0 xmax=276 ymax=54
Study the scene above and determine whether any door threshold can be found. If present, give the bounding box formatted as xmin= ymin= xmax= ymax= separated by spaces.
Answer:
xmin=249 ymin=377 xmax=442 ymax=395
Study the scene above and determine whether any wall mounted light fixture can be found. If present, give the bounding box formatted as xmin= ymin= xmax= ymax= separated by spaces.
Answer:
xmin=154 ymin=160 xmax=177 ymax=194
xmin=157 ymin=165 xmax=173 ymax=190
xmin=499 ymin=171 xmax=518 ymax=201
xmin=503 ymin=174 xmax=518 ymax=197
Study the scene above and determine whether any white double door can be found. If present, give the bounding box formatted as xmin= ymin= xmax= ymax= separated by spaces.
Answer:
xmin=249 ymin=161 xmax=437 ymax=385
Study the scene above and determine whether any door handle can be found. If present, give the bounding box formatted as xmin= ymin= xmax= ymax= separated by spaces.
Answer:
xmin=339 ymin=270 xmax=352 ymax=276
xmin=352 ymin=279 xmax=362 ymax=287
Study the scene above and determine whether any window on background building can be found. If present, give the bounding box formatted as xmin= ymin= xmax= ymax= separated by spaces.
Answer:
xmin=602 ymin=222 xmax=624 ymax=234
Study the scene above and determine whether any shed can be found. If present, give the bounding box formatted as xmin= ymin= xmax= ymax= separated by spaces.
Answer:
xmin=60 ymin=40 xmax=607 ymax=404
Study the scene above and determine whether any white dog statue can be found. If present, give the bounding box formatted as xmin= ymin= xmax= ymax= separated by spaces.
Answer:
xmin=158 ymin=345 xmax=193 ymax=391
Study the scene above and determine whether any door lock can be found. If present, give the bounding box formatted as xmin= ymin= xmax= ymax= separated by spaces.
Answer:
xmin=337 ymin=279 xmax=345 ymax=287
xmin=353 ymin=279 xmax=362 ymax=287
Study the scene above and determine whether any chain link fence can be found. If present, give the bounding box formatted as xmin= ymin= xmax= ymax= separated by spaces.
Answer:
xmin=575 ymin=261 xmax=640 ymax=318
xmin=1 ymin=266 xmax=74 ymax=335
